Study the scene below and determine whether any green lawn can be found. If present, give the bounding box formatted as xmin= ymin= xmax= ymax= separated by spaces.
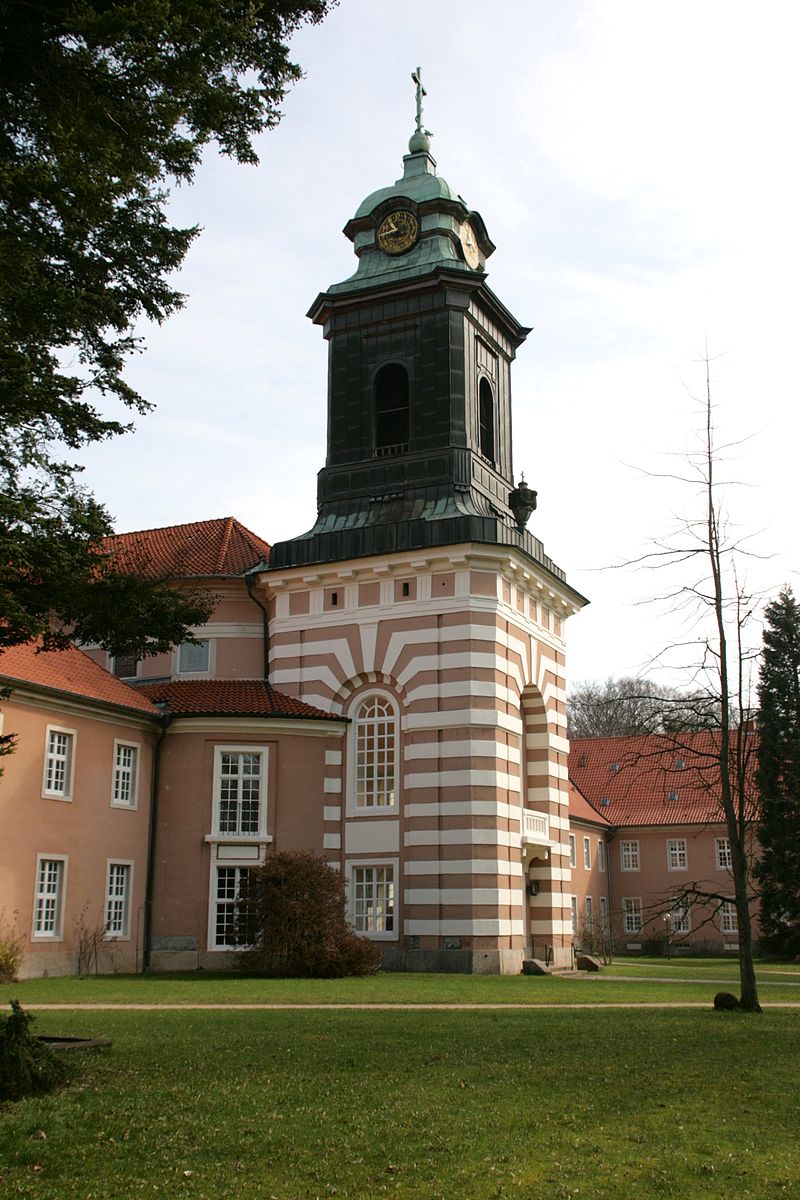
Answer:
xmin=1 ymin=1006 xmax=799 ymax=1199
xmin=5 ymin=959 xmax=800 ymax=1007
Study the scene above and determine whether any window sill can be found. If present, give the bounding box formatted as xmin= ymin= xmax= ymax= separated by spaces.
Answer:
xmin=347 ymin=807 xmax=399 ymax=818
xmin=204 ymin=834 xmax=273 ymax=845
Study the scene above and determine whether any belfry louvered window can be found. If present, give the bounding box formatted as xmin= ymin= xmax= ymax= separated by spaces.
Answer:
xmin=354 ymin=695 xmax=397 ymax=809
xmin=374 ymin=364 xmax=409 ymax=456
xmin=478 ymin=377 xmax=495 ymax=463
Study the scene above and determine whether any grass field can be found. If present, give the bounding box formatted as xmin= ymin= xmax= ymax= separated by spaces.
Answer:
xmin=1 ymin=1004 xmax=799 ymax=1199
xmin=5 ymin=957 xmax=800 ymax=1007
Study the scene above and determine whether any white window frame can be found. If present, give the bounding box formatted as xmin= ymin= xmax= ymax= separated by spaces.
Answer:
xmin=620 ymin=840 xmax=640 ymax=872
xmin=715 ymin=837 xmax=732 ymax=870
xmin=585 ymin=896 xmax=594 ymax=926
xmin=176 ymin=638 xmax=212 ymax=677
xmin=32 ymin=855 xmax=67 ymax=940
xmin=597 ymin=839 xmax=606 ymax=873
xmin=42 ymin=725 xmax=76 ymax=800
xmin=104 ymin=861 xmax=133 ymax=939
xmin=599 ymin=896 xmax=608 ymax=930
xmin=349 ymin=859 xmax=398 ymax=941
xmin=209 ymin=864 xmax=254 ymax=950
xmin=568 ymin=834 xmax=577 ymax=868
xmin=583 ymin=836 xmax=591 ymax=870
xmin=669 ymin=900 xmax=691 ymax=934
xmin=211 ymin=746 xmax=269 ymax=841
xmin=111 ymin=740 xmax=140 ymax=809
xmin=570 ymin=895 xmax=578 ymax=934
xmin=667 ymin=838 xmax=688 ymax=871
xmin=622 ymin=897 xmax=642 ymax=934
xmin=719 ymin=901 xmax=738 ymax=934
xmin=347 ymin=691 xmax=399 ymax=815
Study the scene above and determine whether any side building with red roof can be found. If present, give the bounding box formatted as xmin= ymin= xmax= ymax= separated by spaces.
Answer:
xmin=1 ymin=518 xmax=353 ymax=977
xmin=0 ymin=642 xmax=161 ymax=977
xmin=568 ymin=734 xmax=760 ymax=954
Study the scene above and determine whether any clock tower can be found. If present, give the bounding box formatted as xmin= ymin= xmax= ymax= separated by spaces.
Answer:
xmin=258 ymin=75 xmax=587 ymax=973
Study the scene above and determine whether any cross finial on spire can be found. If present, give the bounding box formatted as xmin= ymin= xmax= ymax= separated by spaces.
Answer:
xmin=411 ymin=67 xmax=427 ymax=135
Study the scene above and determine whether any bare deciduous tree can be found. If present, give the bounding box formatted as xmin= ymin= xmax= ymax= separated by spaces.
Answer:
xmin=618 ymin=354 xmax=763 ymax=1011
xmin=567 ymin=675 xmax=726 ymax=738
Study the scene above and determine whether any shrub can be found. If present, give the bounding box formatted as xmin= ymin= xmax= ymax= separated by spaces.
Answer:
xmin=0 ymin=1001 xmax=70 ymax=1101
xmin=0 ymin=910 xmax=24 ymax=982
xmin=235 ymin=850 xmax=382 ymax=978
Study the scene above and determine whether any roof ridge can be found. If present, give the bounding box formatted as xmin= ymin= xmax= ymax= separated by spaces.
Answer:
xmin=107 ymin=517 xmax=228 ymax=540
xmin=216 ymin=516 xmax=235 ymax=573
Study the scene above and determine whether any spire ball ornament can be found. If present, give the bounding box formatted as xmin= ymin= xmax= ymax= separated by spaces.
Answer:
xmin=509 ymin=473 xmax=537 ymax=532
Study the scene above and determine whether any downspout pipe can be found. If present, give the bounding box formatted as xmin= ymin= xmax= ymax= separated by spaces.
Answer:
xmin=142 ymin=702 xmax=171 ymax=972
xmin=246 ymin=570 xmax=271 ymax=683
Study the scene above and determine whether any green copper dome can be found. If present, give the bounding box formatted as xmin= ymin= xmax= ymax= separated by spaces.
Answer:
xmin=353 ymin=149 xmax=465 ymax=219
xmin=325 ymin=106 xmax=495 ymax=298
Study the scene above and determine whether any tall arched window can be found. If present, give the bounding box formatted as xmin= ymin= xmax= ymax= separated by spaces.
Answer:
xmin=478 ymin=377 xmax=495 ymax=463
xmin=374 ymin=363 xmax=409 ymax=455
xmin=353 ymin=693 xmax=397 ymax=809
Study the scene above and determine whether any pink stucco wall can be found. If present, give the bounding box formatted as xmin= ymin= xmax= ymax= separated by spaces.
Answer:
xmin=1 ymin=695 xmax=157 ymax=978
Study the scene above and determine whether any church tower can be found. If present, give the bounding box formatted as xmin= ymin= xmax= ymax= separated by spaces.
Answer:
xmin=258 ymin=75 xmax=587 ymax=972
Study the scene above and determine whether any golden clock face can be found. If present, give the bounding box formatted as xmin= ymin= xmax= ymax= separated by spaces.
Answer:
xmin=459 ymin=220 xmax=480 ymax=269
xmin=377 ymin=210 xmax=419 ymax=255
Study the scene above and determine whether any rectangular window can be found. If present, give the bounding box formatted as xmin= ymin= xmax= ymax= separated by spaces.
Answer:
xmin=623 ymin=897 xmax=642 ymax=934
xmin=105 ymin=863 xmax=132 ymax=937
xmin=34 ymin=857 xmax=66 ymax=937
xmin=583 ymin=837 xmax=591 ymax=870
xmin=720 ymin=901 xmax=738 ymax=934
xmin=43 ymin=727 xmax=75 ymax=799
xmin=670 ymin=901 xmax=691 ymax=934
xmin=112 ymin=741 xmax=139 ymax=808
xmin=213 ymin=866 xmax=251 ymax=948
xmin=568 ymin=834 xmax=577 ymax=868
xmin=214 ymin=749 xmax=265 ymax=836
xmin=178 ymin=639 xmax=210 ymax=674
xmin=715 ymin=837 xmax=732 ymax=870
xmin=570 ymin=895 xmax=578 ymax=934
xmin=585 ymin=896 xmax=594 ymax=926
xmin=620 ymin=840 xmax=640 ymax=872
xmin=599 ymin=896 xmax=608 ymax=930
xmin=667 ymin=838 xmax=688 ymax=870
xmin=352 ymin=865 xmax=395 ymax=935
xmin=112 ymin=653 xmax=138 ymax=679
xmin=597 ymin=840 xmax=606 ymax=873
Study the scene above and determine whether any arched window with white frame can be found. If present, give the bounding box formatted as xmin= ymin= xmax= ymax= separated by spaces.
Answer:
xmin=351 ymin=692 xmax=398 ymax=811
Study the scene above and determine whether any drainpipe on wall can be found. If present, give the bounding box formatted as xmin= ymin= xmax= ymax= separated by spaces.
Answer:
xmin=605 ymin=829 xmax=617 ymax=958
xmin=246 ymin=572 xmax=270 ymax=682
xmin=142 ymin=702 xmax=171 ymax=972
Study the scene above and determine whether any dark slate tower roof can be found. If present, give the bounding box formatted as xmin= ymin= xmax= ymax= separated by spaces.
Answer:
xmin=268 ymin=76 xmax=581 ymax=603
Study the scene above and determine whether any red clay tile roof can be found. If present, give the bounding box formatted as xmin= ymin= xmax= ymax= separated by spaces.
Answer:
xmin=568 ymin=781 xmax=614 ymax=828
xmin=138 ymin=680 xmax=343 ymax=721
xmin=103 ymin=517 xmax=271 ymax=579
xmin=0 ymin=642 xmax=160 ymax=716
xmin=569 ymin=732 xmax=757 ymax=827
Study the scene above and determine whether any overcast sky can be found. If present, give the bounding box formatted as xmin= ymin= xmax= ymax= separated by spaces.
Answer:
xmin=77 ymin=0 xmax=800 ymax=691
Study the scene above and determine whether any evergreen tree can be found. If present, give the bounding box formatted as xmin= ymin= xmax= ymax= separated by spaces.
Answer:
xmin=755 ymin=587 xmax=800 ymax=956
